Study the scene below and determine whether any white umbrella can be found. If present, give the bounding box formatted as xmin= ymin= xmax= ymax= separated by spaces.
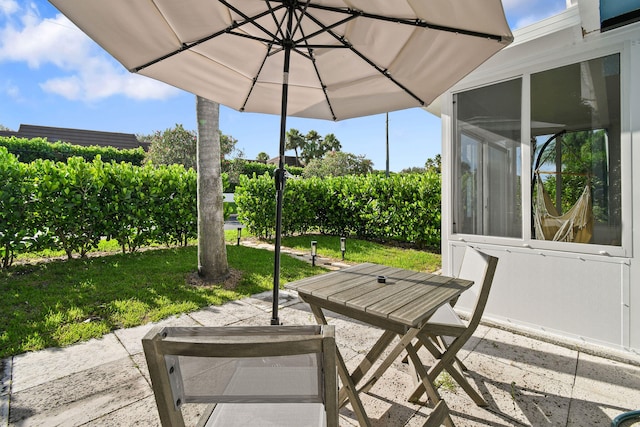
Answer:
xmin=49 ymin=0 xmax=513 ymax=324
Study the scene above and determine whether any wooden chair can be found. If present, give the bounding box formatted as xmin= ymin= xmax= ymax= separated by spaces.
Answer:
xmin=142 ymin=325 xmax=338 ymax=427
xmin=408 ymin=246 xmax=498 ymax=406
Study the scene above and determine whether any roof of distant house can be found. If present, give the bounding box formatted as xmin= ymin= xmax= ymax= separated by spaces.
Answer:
xmin=268 ymin=155 xmax=304 ymax=167
xmin=0 ymin=124 xmax=149 ymax=150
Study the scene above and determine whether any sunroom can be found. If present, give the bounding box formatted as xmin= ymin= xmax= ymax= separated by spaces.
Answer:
xmin=433 ymin=0 xmax=640 ymax=356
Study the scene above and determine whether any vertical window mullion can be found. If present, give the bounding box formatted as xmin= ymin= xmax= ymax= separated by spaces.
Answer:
xmin=522 ymin=73 xmax=532 ymax=241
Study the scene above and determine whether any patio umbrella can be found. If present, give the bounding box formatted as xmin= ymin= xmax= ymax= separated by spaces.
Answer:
xmin=49 ymin=0 xmax=513 ymax=325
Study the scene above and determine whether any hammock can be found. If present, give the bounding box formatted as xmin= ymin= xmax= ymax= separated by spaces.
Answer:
xmin=534 ymin=176 xmax=593 ymax=243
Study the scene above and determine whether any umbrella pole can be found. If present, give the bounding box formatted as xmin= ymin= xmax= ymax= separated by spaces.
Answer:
xmin=271 ymin=6 xmax=295 ymax=326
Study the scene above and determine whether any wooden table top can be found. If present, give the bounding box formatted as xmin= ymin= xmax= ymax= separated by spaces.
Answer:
xmin=286 ymin=263 xmax=473 ymax=332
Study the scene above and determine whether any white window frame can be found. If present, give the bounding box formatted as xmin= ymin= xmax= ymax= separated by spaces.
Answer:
xmin=449 ymin=42 xmax=631 ymax=258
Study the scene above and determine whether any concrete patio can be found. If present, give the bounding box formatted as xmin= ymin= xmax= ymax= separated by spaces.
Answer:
xmin=2 ymin=289 xmax=640 ymax=427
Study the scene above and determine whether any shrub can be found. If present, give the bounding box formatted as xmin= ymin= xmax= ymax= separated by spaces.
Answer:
xmin=0 ymin=148 xmax=38 ymax=268
xmin=0 ymin=136 xmax=145 ymax=165
xmin=0 ymin=155 xmax=203 ymax=265
xmin=235 ymin=173 xmax=441 ymax=247
xmin=150 ymin=165 xmax=198 ymax=247
xmin=235 ymin=173 xmax=276 ymax=239
xmin=32 ymin=157 xmax=107 ymax=258
xmin=100 ymin=162 xmax=156 ymax=253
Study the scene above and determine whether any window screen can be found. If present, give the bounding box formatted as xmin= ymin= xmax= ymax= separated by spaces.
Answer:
xmin=454 ymin=79 xmax=522 ymax=238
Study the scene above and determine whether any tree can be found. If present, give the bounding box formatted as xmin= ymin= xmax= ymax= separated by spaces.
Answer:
xmin=256 ymin=152 xmax=270 ymax=162
xmin=299 ymin=131 xmax=342 ymax=164
xmin=144 ymin=125 xmax=237 ymax=170
xmin=300 ymin=130 xmax=321 ymax=164
xmin=322 ymin=133 xmax=341 ymax=152
xmin=145 ymin=124 xmax=197 ymax=170
xmin=400 ymin=166 xmax=426 ymax=174
xmin=425 ymin=154 xmax=441 ymax=174
xmin=302 ymin=151 xmax=373 ymax=178
xmin=196 ymin=96 xmax=229 ymax=282
xmin=285 ymin=128 xmax=305 ymax=166
xmin=220 ymin=133 xmax=238 ymax=160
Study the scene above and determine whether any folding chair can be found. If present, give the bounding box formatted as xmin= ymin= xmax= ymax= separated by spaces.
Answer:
xmin=142 ymin=325 xmax=338 ymax=427
xmin=408 ymin=247 xmax=498 ymax=406
xmin=423 ymin=400 xmax=454 ymax=427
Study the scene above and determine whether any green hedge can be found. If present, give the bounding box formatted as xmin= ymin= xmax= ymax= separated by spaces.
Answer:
xmin=235 ymin=173 xmax=441 ymax=247
xmin=0 ymin=136 xmax=145 ymax=165
xmin=0 ymin=148 xmax=200 ymax=268
xmin=0 ymin=148 xmax=38 ymax=268
xmin=1 ymin=145 xmax=440 ymax=267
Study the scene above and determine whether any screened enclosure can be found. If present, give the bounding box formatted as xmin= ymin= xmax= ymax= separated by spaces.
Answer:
xmin=453 ymin=53 xmax=621 ymax=246
xmin=531 ymin=54 xmax=621 ymax=246
xmin=453 ymin=78 xmax=522 ymax=239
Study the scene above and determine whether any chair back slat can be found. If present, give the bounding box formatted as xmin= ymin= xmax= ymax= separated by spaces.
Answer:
xmin=457 ymin=247 xmax=499 ymax=330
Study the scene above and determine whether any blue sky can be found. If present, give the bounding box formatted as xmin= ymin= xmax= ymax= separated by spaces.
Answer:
xmin=1 ymin=0 xmax=566 ymax=171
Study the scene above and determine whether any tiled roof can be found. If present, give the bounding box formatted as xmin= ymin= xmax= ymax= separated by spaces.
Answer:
xmin=268 ymin=155 xmax=304 ymax=167
xmin=0 ymin=124 xmax=149 ymax=150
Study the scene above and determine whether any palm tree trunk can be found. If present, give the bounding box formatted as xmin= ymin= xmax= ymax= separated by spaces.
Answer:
xmin=196 ymin=96 xmax=229 ymax=282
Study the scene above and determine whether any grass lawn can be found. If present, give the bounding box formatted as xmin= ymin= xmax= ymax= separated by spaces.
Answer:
xmin=281 ymin=234 xmax=441 ymax=272
xmin=1 ymin=230 xmax=440 ymax=359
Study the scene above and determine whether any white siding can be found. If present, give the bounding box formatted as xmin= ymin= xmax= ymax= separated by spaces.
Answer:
xmin=449 ymin=243 xmax=629 ymax=350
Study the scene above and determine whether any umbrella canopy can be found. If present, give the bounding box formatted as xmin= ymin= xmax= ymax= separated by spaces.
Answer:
xmin=50 ymin=0 xmax=513 ymax=324
xmin=51 ymin=0 xmax=512 ymax=121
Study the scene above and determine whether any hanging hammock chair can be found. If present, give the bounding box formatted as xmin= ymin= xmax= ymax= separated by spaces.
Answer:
xmin=533 ymin=174 xmax=593 ymax=243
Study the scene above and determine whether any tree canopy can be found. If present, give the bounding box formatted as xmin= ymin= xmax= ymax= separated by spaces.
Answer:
xmin=302 ymin=151 xmax=373 ymax=178
xmin=425 ymin=154 xmax=441 ymax=174
xmin=285 ymin=128 xmax=342 ymax=165
xmin=143 ymin=124 xmax=237 ymax=170
xmin=285 ymin=128 xmax=305 ymax=165
xmin=400 ymin=154 xmax=441 ymax=175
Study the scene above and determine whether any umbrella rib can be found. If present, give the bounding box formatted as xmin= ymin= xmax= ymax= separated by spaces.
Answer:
xmin=239 ymin=1 xmax=290 ymax=111
xmin=291 ymin=1 xmax=509 ymax=43
xmin=219 ymin=0 xmax=283 ymax=45
xmin=266 ymin=0 xmax=287 ymax=43
xmin=226 ymin=30 xmax=282 ymax=46
xmin=293 ymin=5 xmax=337 ymax=121
xmin=133 ymin=5 xmax=283 ymax=72
xmin=292 ymin=14 xmax=357 ymax=46
xmin=239 ymin=0 xmax=287 ymax=111
xmin=302 ymin=10 xmax=427 ymax=107
xmin=240 ymin=43 xmax=277 ymax=112
xmin=290 ymin=0 xmax=310 ymax=42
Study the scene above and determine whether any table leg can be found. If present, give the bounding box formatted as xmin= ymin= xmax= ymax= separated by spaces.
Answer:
xmin=337 ymin=329 xmax=395 ymax=407
xmin=357 ymin=328 xmax=435 ymax=400
xmin=308 ymin=305 xmax=372 ymax=427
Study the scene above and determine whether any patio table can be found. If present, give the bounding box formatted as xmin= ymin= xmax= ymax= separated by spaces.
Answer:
xmin=285 ymin=262 xmax=473 ymax=427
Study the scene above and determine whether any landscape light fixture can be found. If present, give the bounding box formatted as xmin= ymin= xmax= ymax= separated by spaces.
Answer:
xmin=311 ymin=241 xmax=317 ymax=266
xmin=340 ymin=237 xmax=346 ymax=260
xmin=237 ymin=227 xmax=242 ymax=246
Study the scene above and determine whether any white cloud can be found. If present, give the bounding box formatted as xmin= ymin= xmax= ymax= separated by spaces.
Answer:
xmin=40 ymin=64 xmax=177 ymax=101
xmin=0 ymin=7 xmax=179 ymax=102
xmin=2 ymin=81 xmax=22 ymax=101
xmin=0 ymin=0 xmax=18 ymax=16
